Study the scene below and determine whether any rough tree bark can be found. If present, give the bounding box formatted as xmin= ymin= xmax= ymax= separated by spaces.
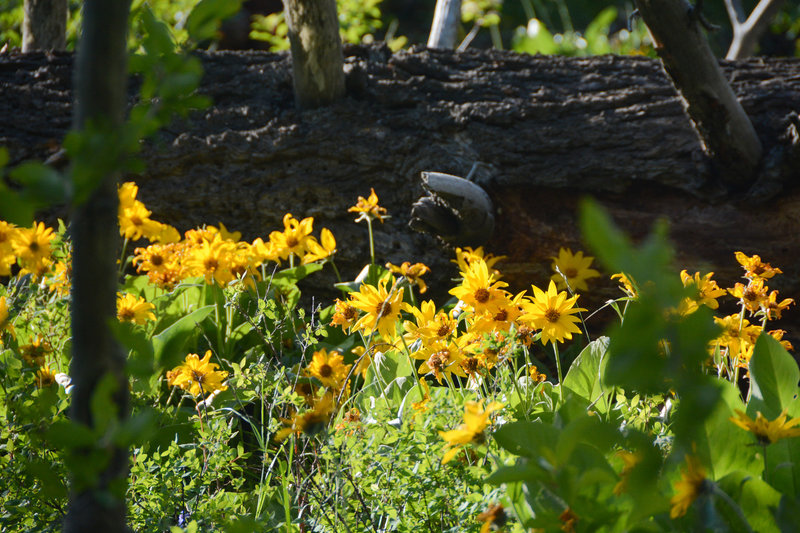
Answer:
xmin=22 ymin=0 xmax=67 ymax=52
xmin=64 ymin=0 xmax=131 ymax=531
xmin=2 ymin=46 xmax=800 ymax=334
xmin=282 ymin=0 xmax=345 ymax=108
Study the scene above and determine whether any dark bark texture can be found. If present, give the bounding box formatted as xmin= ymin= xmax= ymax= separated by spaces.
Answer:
xmin=2 ymin=45 xmax=800 ymax=334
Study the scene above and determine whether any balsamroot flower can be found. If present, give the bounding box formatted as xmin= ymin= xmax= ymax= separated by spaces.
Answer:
xmin=348 ymin=188 xmax=388 ymax=223
xmin=439 ymin=400 xmax=503 ymax=464
xmin=10 ymin=222 xmax=54 ymax=270
xmin=670 ymin=454 xmax=707 ymax=519
xmin=167 ymin=350 xmax=229 ymax=396
xmin=449 ymin=259 xmax=508 ymax=314
xmin=678 ymin=270 xmax=726 ymax=315
xmin=734 ymin=251 xmax=782 ymax=280
xmin=521 ymin=281 xmax=586 ymax=345
xmin=274 ymin=393 xmax=335 ymax=442
xmin=550 ymin=248 xmax=600 ymax=292
xmin=387 ymin=261 xmax=430 ymax=294
xmin=728 ymin=278 xmax=769 ymax=313
xmin=0 ymin=220 xmax=19 ymax=276
xmin=331 ymin=298 xmax=358 ymax=332
xmin=350 ymin=278 xmax=404 ymax=340
xmin=304 ymin=349 xmax=351 ymax=390
xmin=730 ymin=409 xmax=800 ymax=444
xmin=0 ymin=296 xmax=16 ymax=341
xmin=117 ymin=292 xmax=156 ymax=324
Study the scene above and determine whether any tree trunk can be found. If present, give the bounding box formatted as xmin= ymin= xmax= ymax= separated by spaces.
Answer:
xmin=2 ymin=46 xmax=800 ymax=336
xmin=64 ymin=0 xmax=131 ymax=531
xmin=282 ymin=0 xmax=345 ymax=108
xmin=22 ymin=0 xmax=67 ymax=52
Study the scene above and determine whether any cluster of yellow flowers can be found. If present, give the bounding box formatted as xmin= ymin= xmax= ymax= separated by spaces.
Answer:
xmin=709 ymin=253 xmax=792 ymax=371
xmin=0 ymin=220 xmax=59 ymax=280
xmin=119 ymin=182 xmax=337 ymax=289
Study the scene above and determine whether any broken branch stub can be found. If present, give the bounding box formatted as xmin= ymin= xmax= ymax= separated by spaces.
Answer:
xmin=634 ymin=0 xmax=763 ymax=190
xmin=409 ymin=171 xmax=495 ymax=247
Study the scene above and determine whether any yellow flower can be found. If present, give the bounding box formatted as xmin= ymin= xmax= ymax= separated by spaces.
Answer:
xmin=348 ymin=188 xmax=388 ymax=223
xmin=413 ymin=339 xmax=467 ymax=384
xmin=452 ymin=246 xmax=506 ymax=274
xmin=304 ymin=348 xmax=351 ymax=390
xmin=0 ymin=296 xmax=15 ymax=341
xmin=670 ymin=454 xmax=707 ymax=519
xmin=274 ymin=393 xmax=335 ymax=442
xmin=10 ymin=222 xmax=54 ymax=269
xmin=47 ymin=259 xmax=72 ymax=297
xmin=476 ymin=503 xmax=507 ymax=533
xmin=403 ymin=300 xmax=457 ymax=344
xmin=20 ymin=335 xmax=52 ymax=367
xmin=118 ymin=181 xmax=139 ymax=211
xmin=387 ymin=261 xmax=430 ymax=293
xmin=611 ymin=272 xmax=638 ymax=299
xmin=712 ymin=315 xmax=762 ymax=368
xmin=351 ymin=345 xmax=372 ymax=379
xmin=206 ymin=222 xmax=242 ymax=243
xmin=734 ymin=251 xmax=782 ymax=280
xmin=613 ymin=449 xmax=642 ymax=495
xmin=439 ymin=400 xmax=503 ymax=464
xmin=679 ymin=270 xmax=726 ymax=315
xmin=183 ymin=237 xmax=236 ymax=286
xmin=166 ymin=350 xmax=229 ymax=396
xmin=730 ymin=409 xmax=800 ymax=444
xmin=119 ymin=201 xmax=162 ymax=241
xmin=550 ymin=248 xmax=600 ymax=292
xmin=449 ymin=259 xmax=508 ymax=314
xmin=269 ymin=214 xmax=315 ymax=260
xmin=411 ymin=378 xmax=431 ymax=412
xmin=150 ymin=222 xmax=181 ymax=244
xmin=35 ymin=366 xmax=57 ymax=388
xmin=331 ymin=298 xmax=359 ymax=332
xmin=728 ymin=278 xmax=769 ymax=313
xmin=468 ymin=291 xmax=526 ymax=335
xmin=768 ymin=329 xmax=793 ymax=351
xmin=559 ymin=508 xmax=578 ymax=533
xmin=529 ymin=365 xmax=547 ymax=383
xmin=117 ymin=293 xmax=156 ymax=324
xmin=0 ymin=220 xmax=19 ymax=276
xmin=521 ymin=280 xmax=586 ymax=345
xmin=764 ymin=290 xmax=794 ymax=321
xmin=350 ymin=278 xmax=404 ymax=340
xmin=302 ymin=228 xmax=337 ymax=264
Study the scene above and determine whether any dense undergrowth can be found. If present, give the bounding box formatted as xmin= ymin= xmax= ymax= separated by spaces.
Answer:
xmin=1 ymin=184 xmax=799 ymax=532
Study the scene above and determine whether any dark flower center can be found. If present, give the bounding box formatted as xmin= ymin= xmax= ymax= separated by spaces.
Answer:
xmin=545 ymin=308 xmax=561 ymax=323
xmin=474 ymin=288 xmax=490 ymax=303
xmin=319 ymin=364 xmax=333 ymax=378
xmin=376 ymin=301 xmax=392 ymax=319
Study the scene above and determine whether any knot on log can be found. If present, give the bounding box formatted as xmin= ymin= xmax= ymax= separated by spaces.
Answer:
xmin=409 ymin=171 xmax=494 ymax=247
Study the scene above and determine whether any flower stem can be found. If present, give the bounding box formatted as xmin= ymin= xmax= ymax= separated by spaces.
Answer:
xmin=366 ymin=218 xmax=375 ymax=265
xmin=553 ymin=342 xmax=564 ymax=408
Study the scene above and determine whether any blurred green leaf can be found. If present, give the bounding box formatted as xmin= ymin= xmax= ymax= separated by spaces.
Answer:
xmin=152 ymin=304 xmax=215 ymax=367
xmin=186 ymin=0 xmax=242 ymax=43
xmin=749 ymin=333 xmax=800 ymax=419
xmin=562 ymin=336 xmax=611 ymax=412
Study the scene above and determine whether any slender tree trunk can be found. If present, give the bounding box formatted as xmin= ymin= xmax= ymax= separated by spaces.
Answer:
xmin=22 ymin=0 xmax=67 ymax=52
xmin=282 ymin=0 xmax=345 ymax=109
xmin=427 ymin=0 xmax=461 ymax=49
xmin=64 ymin=0 xmax=131 ymax=531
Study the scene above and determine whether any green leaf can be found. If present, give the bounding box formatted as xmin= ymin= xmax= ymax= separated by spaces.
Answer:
xmin=562 ymin=337 xmax=611 ymax=412
xmin=9 ymin=161 xmax=70 ymax=206
xmin=492 ymin=420 xmax=559 ymax=459
xmin=716 ymin=471 xmax=780 ymax=532
xmin=270 ymin=263 xmax=324 ymax=287
xmin=152 ymin=305 xmax=215 ymax=367
xmin=187 ymin=0 xmax=243 ymax=43
xmin=140 ymin=5 xmax=175 ymax=54
xmin=485 ymin=460 xmax=546 ymax=484
xmin=749 ymin=333 xmax=800 ymax=418
xmin=695 ymin=380 xmax=761 ymax=480
xmin=0 ymin=184 xmax=34 ymax=225
xmin=110 ymin=320 xmax=155 ymax=379
xmin=47 ymin=420 xmax=98 ymax=448
xmin=764 ymin=436 xmax=800 ymax=498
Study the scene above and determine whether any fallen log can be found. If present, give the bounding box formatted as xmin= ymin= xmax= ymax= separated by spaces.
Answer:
xmin=2 ymin=45 xmax=799 ymax=334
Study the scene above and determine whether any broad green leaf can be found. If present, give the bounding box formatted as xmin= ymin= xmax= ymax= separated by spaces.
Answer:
xmin=492 ymin=420 xmax=558 ymax=459
xmin=694 ymin=380 xmax=761 ymax=480
xmin=563 ymin=337 xmax=611 ymax=412
xmin=716 ymin=471 xmax=780 ymax=532
xmin=152 ymin=304 xmax=215 ymax=367
xmin=749 ymin=333 xmax=800 ymax=418
xmin=270 ymin=263 xmax=324 ymax=287
xmin=764 ymin=436 xmax=800 ymax=498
